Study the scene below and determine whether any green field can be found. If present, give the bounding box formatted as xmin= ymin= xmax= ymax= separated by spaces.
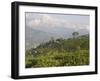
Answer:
xmin=25 ymin=33 xmax=89 ymax=68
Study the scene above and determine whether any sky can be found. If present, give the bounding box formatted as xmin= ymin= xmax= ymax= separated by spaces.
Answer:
xmin=25 ymin=12 xmax=90 ymax=31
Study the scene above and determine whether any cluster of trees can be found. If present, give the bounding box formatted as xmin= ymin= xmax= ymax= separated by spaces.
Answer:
xmin=25 ymin=32 xmax=89 ymax=68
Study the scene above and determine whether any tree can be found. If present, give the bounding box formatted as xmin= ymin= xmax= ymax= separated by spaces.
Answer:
xmin=72 ymin=32 xmax=79 ymax=39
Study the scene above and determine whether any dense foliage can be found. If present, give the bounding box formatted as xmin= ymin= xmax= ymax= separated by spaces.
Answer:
xmin=25 ymin=33 xmax=89 ymax=68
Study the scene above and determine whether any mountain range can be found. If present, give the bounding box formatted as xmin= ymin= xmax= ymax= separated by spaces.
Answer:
xmin=25 ymin=26 xmax=89 ymax=50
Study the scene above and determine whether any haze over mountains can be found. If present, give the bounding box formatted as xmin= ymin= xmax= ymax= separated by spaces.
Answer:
xmin=25 ymin=26 xmax=89 ymax=50
xmin=25 ymin=13 xmax=89 ymax=50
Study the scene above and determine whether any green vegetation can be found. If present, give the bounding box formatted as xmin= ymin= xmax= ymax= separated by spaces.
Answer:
xmin=25 ymin=32 xmax=89 ymax=68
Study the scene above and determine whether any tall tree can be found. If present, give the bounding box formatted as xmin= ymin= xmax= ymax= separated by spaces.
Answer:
xmin=72 ymin=32 xmax=79 ymax=39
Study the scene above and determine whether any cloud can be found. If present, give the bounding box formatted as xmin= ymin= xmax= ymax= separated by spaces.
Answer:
xmin=26 ymin=13 xmax=89 ymax=31
xmin=29 ymin=19 xmax=41 ymax=27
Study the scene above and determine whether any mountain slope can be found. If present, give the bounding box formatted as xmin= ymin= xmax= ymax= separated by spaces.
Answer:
xmin=25 ymin=26 xmax=89 ymax=50
xmin=25 ymin=27 xmax=62 ymax=49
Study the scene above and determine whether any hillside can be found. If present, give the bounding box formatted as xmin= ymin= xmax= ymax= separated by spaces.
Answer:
xmin=25 ymin=34 xmax=89 ymax=68
xmin=25 ymin=27 xmax=62 ymax=49
xmin=25 ymin=26 xmax=89 ymax=50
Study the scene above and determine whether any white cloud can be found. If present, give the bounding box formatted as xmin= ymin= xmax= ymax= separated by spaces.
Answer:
xmin=26 ymin=14 xmax=89 ymax=31
xmin=29 ymin=19 xmax=41 ymax=27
